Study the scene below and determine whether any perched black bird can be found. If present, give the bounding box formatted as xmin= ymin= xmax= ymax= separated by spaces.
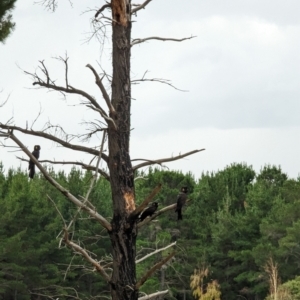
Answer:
xmin=139 ymin=202 xmax=159 ymax=221
xmin=28 ymin=145 xmax=41 ymax=179
xmin=175 ymin=186 xmax=188 ymax=220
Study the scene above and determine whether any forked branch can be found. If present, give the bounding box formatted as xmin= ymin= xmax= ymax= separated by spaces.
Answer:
xmin=63 ymin=228 xmax=111 ymax=282
xmin=133 ymin=149 xmax=205 ymax=171
xmin=86 ymin=64 xmax=115 ymax=114
xmin=131 ymin=35 xmax=196 ymax=46
xmin=24 ymin=60 xmax=107 ymax=116
xmin=8 ymin=131 xmax=112 ymax=231
xmin=135 ymin=252 xmax=175 ymax=289
xmin=87 ymin=105 xmax=118 ymax=130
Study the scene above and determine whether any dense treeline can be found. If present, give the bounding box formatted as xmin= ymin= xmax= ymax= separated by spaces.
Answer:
xmin=1 ymin=162 xmax=300 ymax=299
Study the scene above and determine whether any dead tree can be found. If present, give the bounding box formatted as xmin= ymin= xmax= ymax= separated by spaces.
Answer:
xmin=0 ymin=1 xmax=204 ymax=299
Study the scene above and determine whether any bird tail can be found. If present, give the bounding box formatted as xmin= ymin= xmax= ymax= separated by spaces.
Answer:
xmin=177 ymin=209 xmax=182 ymax=220
xmin=29 ymin=165 xmax=35 ymax=179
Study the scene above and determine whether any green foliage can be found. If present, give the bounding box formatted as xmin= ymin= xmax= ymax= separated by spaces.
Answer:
xmin=0 ymin=166 xmax=112 ymax=299
xmin=280 ymin=276 xmax=300 ymax=299
xmin=0 ymin=0 xmax=17 ymax=43
xmin=0 ymin=162 xmax=300 ymax=300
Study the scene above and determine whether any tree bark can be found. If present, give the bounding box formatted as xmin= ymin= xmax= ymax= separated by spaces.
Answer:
xmin=109 ymin=1 xmax=137 ymax=299
xmin=0 ymin=1 xmax=203 ymax=298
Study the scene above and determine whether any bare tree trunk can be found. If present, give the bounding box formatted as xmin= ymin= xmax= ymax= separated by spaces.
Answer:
xmin=109 ymin=1 xmax=137 ymax=299
xmin=0 ymin=1 xmax=204 ymax=299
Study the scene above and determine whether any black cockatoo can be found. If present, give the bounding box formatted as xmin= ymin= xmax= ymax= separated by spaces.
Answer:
xmin=175 ymin=186 xmax=188 ymax=220
xmin=28 ymin=145 xmax=41 ymax=179
xmin=139 ymin=202 xmax=158 ymax=221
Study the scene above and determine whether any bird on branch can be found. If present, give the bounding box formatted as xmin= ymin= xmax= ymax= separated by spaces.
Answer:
xmin=139 ymin=202 xmax=158 ymax=221
xmin=28 ymin=145 xmax=41 ymax=179
xmin=175 ymin=186 xmax=188 ymax=220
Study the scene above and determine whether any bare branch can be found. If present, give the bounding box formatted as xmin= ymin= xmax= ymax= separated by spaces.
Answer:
xmin=53 ymin=54 xmax=69 ymax=88
xmin=78 ymin=119 xmax=107 ymax=142
xmin=136 ymin=242 xmax=176 ymax=264
xmin=96 ymin=63 xmax=112 ymax=84
xmin=138 ymin=200 xmax=191 ymax=228
xmin=131 ymin=35 xmax=196 ymax=46
xmin=132 ymin=74 xmax=188 ymax=92
xmin=63 ymin=255 xmax=76 ymax=281
xmin=35 ymin=80 xmax=106 ymax=114
xmin=95 ymin=2 xmax=111 ymax=18
xmin=78 ymin=195 xmax=96 ymax=211
xmin=134 ymin=175 xmax=148 ymax=181
xmin=63 ymin=228 xmax=111 ymax=282
xmin=135 ymin=252 xmax=175 ymax=289
xmin=67 ymin=130 xmax=107 ymax=231
xmin=87 ymin=105 xmax=117 ymax=130
xmin=0 ymin=132 xmax=9 ymax=138
xmin=131 ymin=0 xmax=153 ymax=14
xmin=30 ymin=285 xmax=79 ymax=300
xmin=31 ymin=104 xmax=42 ymax=129
xmin=0 ymin=93 xmax=11 ymax=108
xmin=47 ymin=195 xmax=66 ymax=227
xmin=130 ymin=184 xmax=162 ymax=219
xmin=35 ymin=0 xmax=58 ymax=11
xmin=39 ymin=60 xmax=50 ymax=85
xmin=138 ymin=290 xmax=169 ymax=300
xmin=0 ymin=123 xmax=109 ymax=163
xmin=86 ymin=64 xmax=115 ymax=113
xmin=16 ymin=156 xmax=110 ymax=181
xmin=86 ymin=130 xmax=107 ymax=196
xmin=8 ymin=132 xmax=112 ymax=231
xmin=133 ymin=149 xmax=205 ymax=171
xmin=24 ymin=60 xmax=107 ymax=115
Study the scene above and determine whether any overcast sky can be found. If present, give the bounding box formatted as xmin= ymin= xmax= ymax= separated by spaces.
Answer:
xmin=1 ymin=0 xmax=300 ymax=180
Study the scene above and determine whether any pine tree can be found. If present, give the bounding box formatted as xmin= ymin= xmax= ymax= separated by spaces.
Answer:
xmin=0 ymin=0 xmax=17 ymax=43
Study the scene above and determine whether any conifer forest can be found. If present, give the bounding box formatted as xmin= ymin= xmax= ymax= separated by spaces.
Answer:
xmin=1 ymin=163 xmax=300 ymax=299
